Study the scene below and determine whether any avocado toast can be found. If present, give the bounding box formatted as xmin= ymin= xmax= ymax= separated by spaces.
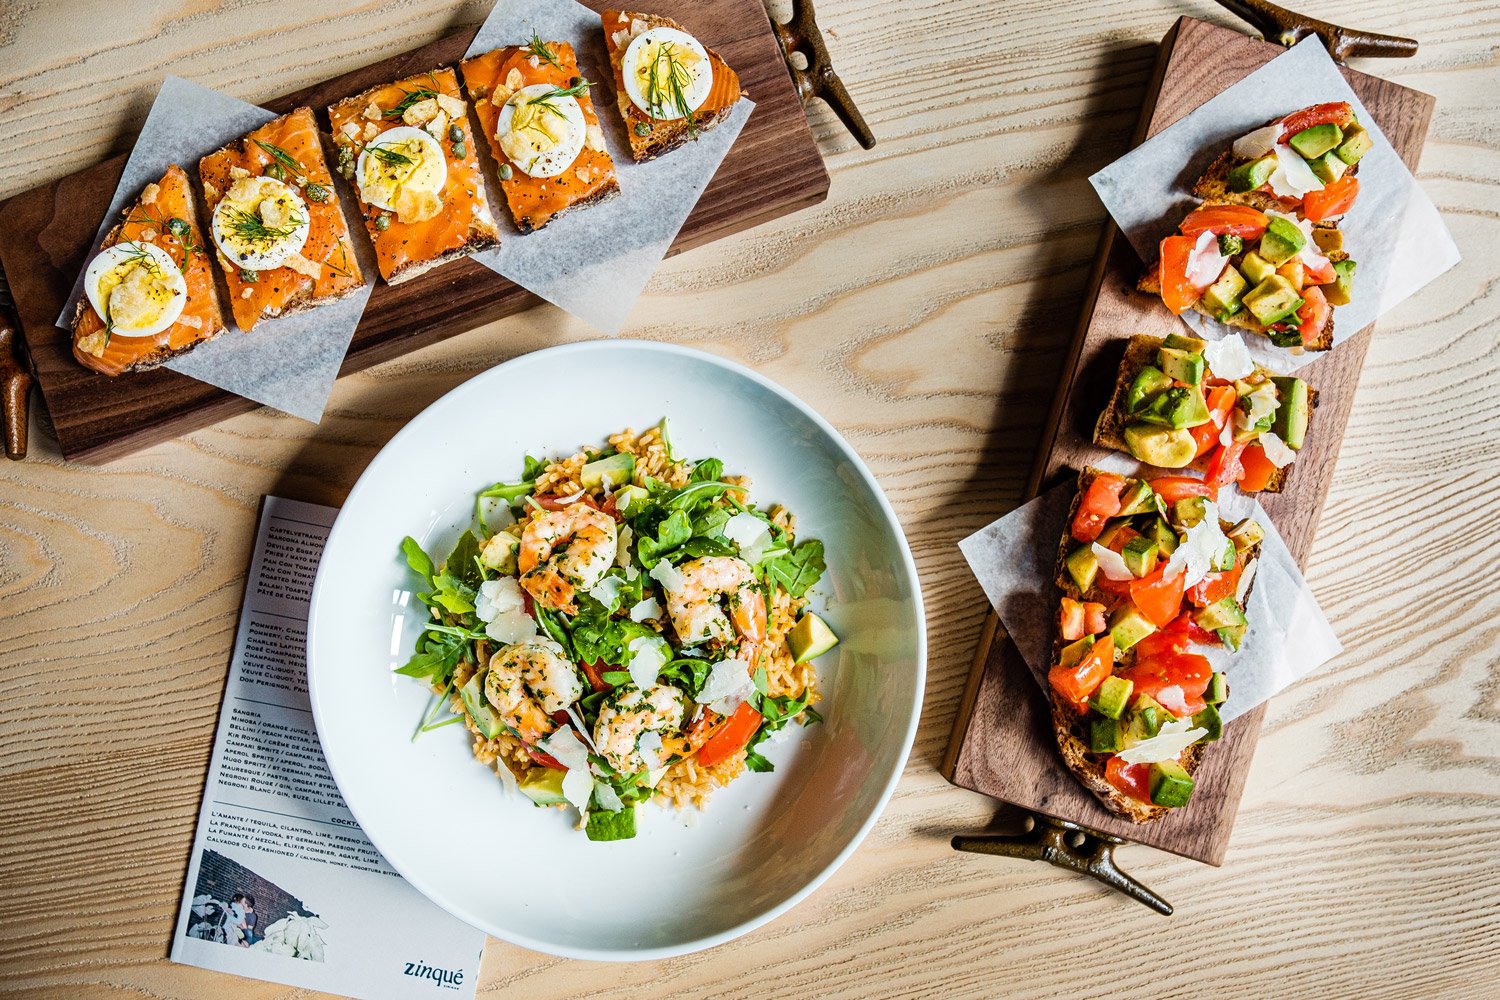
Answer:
xmin=1048 ymin=468 xmax=1263 ymax=821
xmin=1096 ymin=333 xmax=1317 ymax=493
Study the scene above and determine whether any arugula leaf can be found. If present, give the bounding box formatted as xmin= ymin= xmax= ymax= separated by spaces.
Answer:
xmin=659 ymin=479 xmax=737 ymax=514
xmin=636 ymin=508 xmax=692 ymax=565
xmin=601 ymin=670 xmax=632 ymax=686
xmin=395 ymin=630 xmax=467 ymax=682
xmin=743 ymin=748 xmax=775 ymax=773
xmin=522 ymin=454 xmax=546 ymax=479
xmin=401 ymin=536 xmax=436 ymax=582
xmin=569 ymin=595 xmax=656 ymax=667
xmin=442 ymin=530 xmax=484 ymax=590
xmin=658 ymin=656 xmax=710 ymax=698
xmin=425 ymin=573 xmax=476 ymax=615
xmin=681 ymin=536 xmax=734 ymax=559
xmin=534 ymin=605 xmax=573 ymax=657
xmin=766 ymin=539 xmax=826 ymax=597
xmin=479 ymin=478 xmax=536 ymax=504
xmin=689 ymin=457 xmax=724 ymax=483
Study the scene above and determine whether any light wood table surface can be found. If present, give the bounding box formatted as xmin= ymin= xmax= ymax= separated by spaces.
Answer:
xmin=2 ymin=1 xmax=1497 ymax=996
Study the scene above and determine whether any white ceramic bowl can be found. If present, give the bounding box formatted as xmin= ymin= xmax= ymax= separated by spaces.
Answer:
xmin=307 ymin=342 xmax=925 ymax=960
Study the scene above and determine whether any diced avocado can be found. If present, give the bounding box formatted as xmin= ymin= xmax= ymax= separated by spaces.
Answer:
xmin=1149 ymin=760 xmax=1195 ymax=807
xmin=613 ymin=483 xmax=650 ymax=515
xmin=1090 ymin=675 xmax=1135 ymax=721
xmin=1309 ymin=150 xmax=1349 ymax=184
xmin=1124 ymin=424 xmax=1197 ymax=469
xmin=1201 ymin=265 xmax=1248 ymax=319
xmin=1157 ymin=346 xmax=1207 ymax=385
xmin=1227 ymin=519 xmax=1264 ymax=553
xmin=1323 ymin=258 xmax=1357 ymax=307
xmin=1336 ymin=124 xmax=1372 ymax=165
xmin=1270 ymin=376 xmax=1310 ymax=449
xmin=1192 ymin=702 xmax=1224 ymax=743
xmin=580 ymin=452 xmax=636 ymax=490
xmin=1288 ymin=122 xmax=1344 ymax=159
xmin=1162 ymin=333 xmax=1208 ymax=353
xmin=1240 ymin=251 xmax=1276 ymax=286
xmin=1059 ymin=634 xmax=1095 ymax=669
xmin=1126 ymin=694 xmax=1166 ymax=742
xmin=788 ymin=612 xmax=839 ymax=663
xmin=1195 ymin=596 xmax=1247 ymax=631
xmin=1065 ymin=545 xmax=1099 ymax=593
xmin=1095 ymin=522 xmax=1126 ymax=549
xmin=1213 ymin=538 xmax=1237 ymax=572
xmin=1125 ymin=365 xmax=1173 ymax=414
xmin=1115 ymin=478 xmax=1156 ymax=517
xmin=1217 ymin=624 xmax=1247 ymax=651
xmin=1173 ymin=496 xmax=1209 ymax=529
xmin=585 ymin=803 xmax=638 ymax=841
xmin=519 ymin=766 xmax=569 ymax=806
xmin=1217 ymin=234 xmax=1244 ymax=257
xmin=1109 ymin=604 xmax=1158 ymax=652
xmin=459 ymin=670 xmax=505 ymax=739
xmin=1090 ymin=716 xmax=1125 ymax=754
xmin=1243 ymin=275 xmax=1304 ymax=326
xmin=1259 ymin=217 xmax=1307 ymax=265
xmin=1135 ymin=385 xmax=1211 ymax=430
xmin=1121 ymin=536 xmax=1159 ymax=578
xmin=1146 ymin=517 xmax=1178 ymax=555
xmin=1228 ymin=154 xmax=1276 ymax=192
xmin=1206 ymin=671 xmax=1229 ymax=705
xmin=478 ymin=529 xmax=521 ymax=574
xmin=1233 ymin=383 xmax=1279 ymax=442
xmin=1312 ymin=226 xmax=1345 ymax=254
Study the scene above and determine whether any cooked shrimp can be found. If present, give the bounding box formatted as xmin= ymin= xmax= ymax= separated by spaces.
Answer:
xmin=662 ymin=556 xmax=767 ymax=666
xmin=594 ymin=683 xmax=686 ymax=773
xmin=518 ymin=504 xmax=618 ymax=613
xmin=484 ymin=639 xmax=584 ymax=743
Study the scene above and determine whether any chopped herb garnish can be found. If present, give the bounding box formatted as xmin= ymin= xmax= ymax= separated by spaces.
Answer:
xmin=384 ymin=74 xmax=442 ymax=119
xmin=254 ymin=139 xmax=302 ymax=178
xmin=367 ymin=142 xmax=414 ymax=168
xmin=645 ymin=42 xmax=697 ymax=135
xmin=526 ymin=33 xmax=562 ymax=69
xmin=527 ymin=79 xmax=591 ymax=119
xmin=219 ymin=206 xmax=305 ymax=251
xmin=167 ymin=217 xmax=190 ymax=237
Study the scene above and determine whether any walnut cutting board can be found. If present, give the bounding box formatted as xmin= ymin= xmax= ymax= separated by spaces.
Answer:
xmin=941 ymin=16 xmax=1435 ymax=866
xmin=0 ymin=0 xmax=828 ymax=463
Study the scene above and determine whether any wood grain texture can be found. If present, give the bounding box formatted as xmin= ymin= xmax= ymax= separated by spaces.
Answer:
xmin=0 ymin=0 xmax=828 ymax=463
xmin=943 ymin=16 xmax=1436 ymax=865
xmin=2 ymin=1 xmax=1497 ymax=998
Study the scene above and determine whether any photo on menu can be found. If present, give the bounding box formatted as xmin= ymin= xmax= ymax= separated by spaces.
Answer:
xmin=184 ymin=849 xmax=328 ymax=961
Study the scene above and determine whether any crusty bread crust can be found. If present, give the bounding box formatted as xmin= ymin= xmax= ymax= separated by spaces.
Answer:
xmin=1194 ymin=149 xmax=1361 ymax=214
xmin=606 ymin=10 xmax=742 ymax=162
xmin=1137 ymin=255 xmax=1339 ymax=352
xmin=514 ymin=177 xmax=621 ymax=235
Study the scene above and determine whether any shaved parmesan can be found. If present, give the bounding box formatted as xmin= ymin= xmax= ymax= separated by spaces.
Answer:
xmin=1232 ymin=123 xmax=1281 ymax=160
xmin=1185 ymin=230 xmax=1229 ymax=290
xmin=1258 ymin=430 xmax=1297 ymax=468
xmin=1203 ymin=334 xmax=1254 ymax=381
xmin=698 ymin=658 xmax=754 ymax=715
xmin=637 ymin=731 xmax=665 ymax=772
xmin=649 ymin=558 xmax=685 ymax=593
xmin=565 ymin=706 xmax=599 ymax=754
xmin=1153 ymin=684 xmax=1191 ymax=716
xmin=1268 ymin=143 xmax=1324 ymax=199
xmin=475 ymin=577 xmax=525 ymax=622
xmin=626 ymin=635 xmax=670 ymax=690
xmin=1219 ymin=418 xmax=1234 ymax=448
xmin=1091 ymin=542 xmax=1135 ymax=582
xmin=1236 ymin=557 xmax=1259 ymax=603
xmin=1116 ymin=718 xmax=1207 ymax=765
xmin=592 ymin=781 xmax=624 ymax=812
xmin=537 ymin=725 xmax=594 ymax=812
xmin=1162 ymin=503 xmax=1230 ymax=589
xmin=615 ymin=525 xmax=633 ymax=568
xmin=588 ymin=574 xmax=626 ymax=610
xmin=484 ymin=608 xmax=537 ymax=645
xmin=629 ymin=596 xmax=663 ymax=622
xmin=723 ymin=512 xmax=772 ymax=563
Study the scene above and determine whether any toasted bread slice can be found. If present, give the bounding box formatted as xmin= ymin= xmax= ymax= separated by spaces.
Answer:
xmin=1048 ymin=467 xmax=1261 ymax=821
xmin=1194 ymin=149 xmax=1361 ymax=216
xmin=72 ymin=165 xmax=227 ymax=376
xmin=460 ymin=42 xmax=621 ymax=234
xmin=1137 ymin=254 xmax=1339 ymax=352
xmin=328 ymin=69 xmax=500 ymax=283
xmin=199 ymin=107 xmax=366 ymax=331
xmin=602 ymin=9 xmax=745 ymax=161
xmin=1093 ymin=333 xmax=1319 ymax=493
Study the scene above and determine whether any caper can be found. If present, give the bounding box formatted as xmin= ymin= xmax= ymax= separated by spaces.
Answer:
xmin=239 ymin=267 xmax=259 ymax=283
xmin=634 ymin=121 xmax=651 ymax=136
xmin=451 ymin=140 xmax=467 ymax=159
xmin=448 ymin=123 xmax=464 ymax=142
xmin=374 ymin=214 xmax=391 ymax=231
xmin=168 ymin=217 xmax=190 ymax=237
xmin=265 ymin=162 xmax=285 ymax=180
xmin=498 ymin=163 xmax=513 ymax=181
xmin=305 ymin=182 xmax=330 ymax=203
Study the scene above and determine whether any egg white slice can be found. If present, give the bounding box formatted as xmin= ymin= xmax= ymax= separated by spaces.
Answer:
xmin=84 ymin=241 xmax=187 ymax=338
xmin=355 ymin=125 xmax=448 ymax=213
xmin=496 ymin=84 xmax=587 ymax=179
xmin=622 ymin=27 xmax=713 ymax=121
xmin=211 ymin=176 xmax=311 ymax=271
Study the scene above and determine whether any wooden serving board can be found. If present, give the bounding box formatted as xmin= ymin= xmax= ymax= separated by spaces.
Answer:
xmin=0 ymin=0 xmax=828 ymax=463
xmin=941 ymin=16 xmax=1435 ymax=866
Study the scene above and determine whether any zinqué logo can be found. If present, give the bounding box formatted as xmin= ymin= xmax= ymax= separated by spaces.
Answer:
xmin=402 ymin=958 xmax=463 ymax=990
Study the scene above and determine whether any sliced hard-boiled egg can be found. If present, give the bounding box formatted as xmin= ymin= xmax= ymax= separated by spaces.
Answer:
xmin=84 ymin=241 xmax=187 ymax=338
xmin=496 ymin=84 xmax=587 ymax=178
xmin=622 ymin=27 xmax=712 ymax=121
xmin=211 ymin=175 xmax=310 ymax=271
xmin=355 ymin=125 xmax=448 ymax=224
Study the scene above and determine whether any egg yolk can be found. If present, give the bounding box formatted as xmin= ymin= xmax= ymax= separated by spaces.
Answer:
xmin=100 ymin=260 xmax=176 ymax=331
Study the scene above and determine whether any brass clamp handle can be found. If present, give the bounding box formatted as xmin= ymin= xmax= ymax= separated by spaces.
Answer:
xmin=953 ymin=813 xmax=1173 ymax=915
xmin=0 ymin=291 xmax=31 ymax=461
xmin=1213 ymin=0 xmax=1417 ymax=62
xmin=769 ymin=0 xmax=876 ymax=149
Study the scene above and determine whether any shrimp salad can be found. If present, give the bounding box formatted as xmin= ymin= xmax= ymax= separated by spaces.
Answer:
xmin=395 ymin=423 xmax=839 ymax=842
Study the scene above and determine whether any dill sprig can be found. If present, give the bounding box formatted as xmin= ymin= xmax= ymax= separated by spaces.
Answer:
xmin=253 ymin=139 xmax=302 ymax=177
xmin=526 ymin=79 xmax=591 ymax=119
xmin=526 ymin=34 xmax=562 ymax=69
xmin=367 ymin=142 xmax=414 ymax=168
xmin=324 ymin=240 xmax=354 ymax=279
xmin=384 ymin=73 xmax=443 ymax=119
xmin=220 ymin=206 xmax=305 ymax=250
xmin=646 ymin=42 xmax=697 ymax=135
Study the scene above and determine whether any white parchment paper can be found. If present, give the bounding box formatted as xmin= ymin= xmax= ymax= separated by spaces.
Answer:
xmin=1090 ymin=37 xmax=1459 ymax=374
xmin=56 ymin=76 xmax=375 ymax=423
xmin=464 ymin=0 xmax=753 ymax=334
xmin=958 ymin=481 xmax=1342 ymax=724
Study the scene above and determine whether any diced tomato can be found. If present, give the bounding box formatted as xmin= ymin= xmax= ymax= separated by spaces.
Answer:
xmin=1178 ymin=204 xmax=1269 ymax=239
xmin=578 ymin=659 xmax=611 ymax=693
xmin=1092 ymin=574 xmax=1133 ymax=597
xmin=1277 ymin=258 xmax=1306 ymax=291
xmin=1303 ymin=255 xmax=1336 ymax=285
xmin=1187 ymin=559 xmax=1243 ymax=607
xmin=1128 ymin=567 xmax=1188 ymax=628
xmin=1105 ymin=756 xmax=1152 ymax=802
xmin=1303 ymin=175 xmax=1359 ymax=223
xmin=1297 ymin=285 xmax=1330 ymax=345
xmin=1104 ymin=526 xmax=1142 ymax=554
xmin=1278 ymin=102 xmax=1355 ymax=141
xmin=598 ymin=491 xmax=622 ymax=521
xmin=696 ymin=701 xmax=763 ymax=768
xmin=1048 ymin=635 xmax=1115 ymax=712
xmin=1083 ymin=602 xmax=1108 ymax=635
xmin=528 ymin=747 xmax=566 ymax=770
xmin=1164 ymin=611 xmax=1219 ymax=645
xmin=1149 ymin=476 xmax=1218 ymax=505
xmin=1158 ymin=235 xmax=1201 ymax=315
xmin=1190 ymin=386 xmax=1238 ymax=457
xmin=1238 ymin=443 xmax=1278 ymax=492
xmin=1059 ymin=598 xmax=1086 ymax=642
xmin=1070 ymin=473 xmax=1127 ymax=543
xmin=520 ymin=589 xmax=535 ymax=618
xmin=1205 ymin=439 xmax=1248 ymax=489
xmin=1119 ymin=643 xmax=1213 ymax=716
